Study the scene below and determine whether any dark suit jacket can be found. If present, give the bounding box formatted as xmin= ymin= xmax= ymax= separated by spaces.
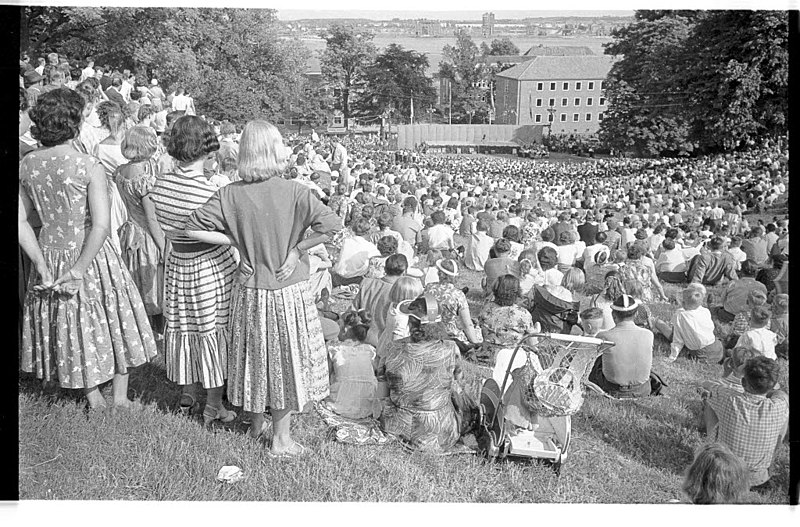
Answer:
xmin=577 ymin=222 xmax=599 ymax=245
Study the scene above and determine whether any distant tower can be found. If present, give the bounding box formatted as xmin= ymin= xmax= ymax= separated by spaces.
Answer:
xmin=482 ymin=12 xmax=495 ymax=37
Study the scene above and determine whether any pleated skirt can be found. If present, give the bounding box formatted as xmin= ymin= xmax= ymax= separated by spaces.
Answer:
xmin=227 ymin=281 xmax=329 ymax=413
xmin=162 ymin=244 xmax=237 ymax=388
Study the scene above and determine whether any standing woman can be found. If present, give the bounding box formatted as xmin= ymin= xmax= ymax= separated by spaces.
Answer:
xmin=19 ymin=88 xmax=157 ymax=410
xmin=186 ymin=120 xmax=342 ymax=457
xmin=150 ymin=115 xmax=238 ymax=424
xmin=95 ymin=100 xmax=130 ymax=254
xmin=115 ymin=126 xmax=166 ymax=335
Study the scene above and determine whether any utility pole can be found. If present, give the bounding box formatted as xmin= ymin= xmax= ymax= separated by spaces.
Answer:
xmin=448 ymin=80 xmax=452 ymax=125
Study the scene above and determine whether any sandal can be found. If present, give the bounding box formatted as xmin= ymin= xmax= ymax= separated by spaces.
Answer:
xmin=203 ymin=404 xmax=237 ymax=426
xmin=178 ymin=394 xmax=200 ymax=417
xmin=266 ymin=441 xmax=307 ymax=459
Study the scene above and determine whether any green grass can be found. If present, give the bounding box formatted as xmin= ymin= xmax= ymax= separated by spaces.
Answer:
xmin=19 ymin=236 xmax=790 ymax=503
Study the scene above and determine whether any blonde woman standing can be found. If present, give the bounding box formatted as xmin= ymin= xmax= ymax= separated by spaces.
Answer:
xmin=186 ymin=120 xmax=342 ymax=457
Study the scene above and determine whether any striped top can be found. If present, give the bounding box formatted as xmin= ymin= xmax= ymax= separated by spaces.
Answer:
xmin=150 ymin=168 xmax=219 ymax=245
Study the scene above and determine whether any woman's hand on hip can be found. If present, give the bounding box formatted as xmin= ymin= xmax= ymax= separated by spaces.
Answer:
xmin=277 ymin=247 xmax=301 ymax=282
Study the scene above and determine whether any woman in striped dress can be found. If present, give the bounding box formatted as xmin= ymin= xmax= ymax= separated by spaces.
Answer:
xmin=150 ymin=115 xmax=237 ymax=425
xmin=185 ymin=120 xmax=342 ymax=457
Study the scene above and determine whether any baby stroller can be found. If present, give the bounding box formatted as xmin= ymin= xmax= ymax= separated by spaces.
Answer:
xmin=476 ymin=333 xmax=615 ymax=473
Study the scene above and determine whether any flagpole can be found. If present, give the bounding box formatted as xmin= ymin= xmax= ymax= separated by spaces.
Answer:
xmin=448 ymin=81 xmax=452 ymax=125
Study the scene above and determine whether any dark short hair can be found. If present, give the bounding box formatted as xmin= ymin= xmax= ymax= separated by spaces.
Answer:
xmin=662 ymin=238 xmax=676 ymax=251
xmin=377 ymin=212 xmax=393 ymax=229
xmin=402 ymin=196 xmax=417 ymax=211
xmin=384 ymin=253 xmax=408 ymax=276
xmin=503 ymin=225 xmax=520 ymax=243
xmin=494 ymin=238 xmax=511 ymax=255
xmin=167 ymin=115 xmax=219 ymax=163
xmin=627 ymin=242 xmax=646 ymax=260
xmin=376 ymin=235 xmax=398 ymax=257
xmin=743 ymin=356 xmax=780 ymax=394
xmin=595 ymin=231 xmax=607 ymax=244
xmin=431 ymin=210 xmax=446 ymax=225
xmin=740 ymin=259 xmax=758 ymax=277
xmin=708 ymin=237 xmax=724 ymax=251
xmin=351 ymin=218 xmax=371 ymax=236
xmin=540 ymin=227 xmax=555 ymax=242
xmin=493 ymin=274 xmax=521 ymax=307
xmin=537 ymin=246 xmax=558 ymax=270
xmin=29 ymin=88 xmax=83 ymax=147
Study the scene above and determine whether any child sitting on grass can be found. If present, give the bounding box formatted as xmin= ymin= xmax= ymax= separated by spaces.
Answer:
xmin=771 ymin=294 xmax=788 ymax=360
xmin=724 ymin=289 xmax=768 ymax=351
xmin=651 ymin=283 xmax=722 ymax=363
xmin=572 ymin=307 xmax=605 ymax=337
xmin=326 ymin=312 xmax=380 ymax=419
xmin=736 ymin=306 xmax=778 ymax=360
xmin=702 ymin=346 xmax=759 ymax=396
xmin=419 ymin=249 xmax=443 ymax=287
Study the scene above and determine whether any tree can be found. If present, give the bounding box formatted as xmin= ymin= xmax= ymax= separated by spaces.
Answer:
xmin=319 ymin=24 xmax=377 ymax=130
xmin=487 ymin=37 xmax=520 ymax=56
xmin=600 ymin=9 xmax=788 ymax=157
xmin=360 ymin=44 xmax=436 ymax=125
xmin=20 ymin=7 xmax=311 ymax=124
xmin=439 ymin=30 xmax=490 ymax=124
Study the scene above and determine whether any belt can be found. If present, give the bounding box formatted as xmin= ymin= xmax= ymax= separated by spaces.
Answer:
xmin=170 ymin=241 xmax=218 ymax=253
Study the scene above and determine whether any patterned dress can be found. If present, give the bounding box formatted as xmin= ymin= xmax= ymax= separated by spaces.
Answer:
xmin=115 ymin=158 xmax=163 ymax=315
xmin=618 ymin=260 xmax=657 ymax=303
xmin=424 ymin=282 xmax=471 ymax=343
xmin=19 ymin=146 xmax=157 ymax=389
xmin=150 ymin=167 xmax=237 ymax=389
xmin=380 ymin=339 xmax=460 ymax=451
xmin=478 ymin=304 xmax=535 ymax=356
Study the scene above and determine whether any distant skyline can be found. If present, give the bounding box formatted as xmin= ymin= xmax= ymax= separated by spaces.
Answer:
xmin=277 ymin=10 xmax=635 ymax=21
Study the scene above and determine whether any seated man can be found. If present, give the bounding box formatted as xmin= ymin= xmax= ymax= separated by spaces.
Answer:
xmin=702 ymin=356 xmax=789 ymax=489
xmin=651 ymin=283 xmax=722 ymax=363
xmin=482 ymin=238 xmax=521 ymax=295
xmin=713 ymin=259 xmax=767 ymax=324
xmin=464 ymin=219 xmax=494 ymax=271
xmin=589 ymin=294 xmax=654 ymax=398
xmin=655 ymin=238 xmax=688 ymax=283
xmin=686 ymin=236 xmax=738 ymax=286
xmin=331 ymin=218 xmax=380 ymax=287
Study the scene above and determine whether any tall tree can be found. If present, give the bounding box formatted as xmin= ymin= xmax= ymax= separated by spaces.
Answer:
xmin=439 ymin=30 xmax=490 ymax=124
xmin=360 ymin=44 xmax=436 ymax=124
xmin=487 ymin=37 xmax=520 ymax=56
xmin=319 ymin=24 xmax=377 ymax=130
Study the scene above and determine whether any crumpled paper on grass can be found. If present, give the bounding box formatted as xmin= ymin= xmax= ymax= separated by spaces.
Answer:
xmin=216 ymin=465 xmax=244 ymax=484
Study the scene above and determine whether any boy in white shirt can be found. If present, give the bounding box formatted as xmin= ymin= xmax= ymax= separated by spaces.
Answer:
xmin=726 ymin=236 xmax=747 ymax=271
xmin=651 ymin=283 xmax=722 ymax=363
xmin=737 ymin=307 xmax=778 ymax=360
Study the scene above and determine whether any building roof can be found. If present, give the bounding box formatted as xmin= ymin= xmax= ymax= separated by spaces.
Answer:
xmin=496 ymin=55 xmax=615 ymax=81
xmin=523 ymin=45 xmax=595 ymax=56
xmin=479 ymin=55 xmax=533 ymax=65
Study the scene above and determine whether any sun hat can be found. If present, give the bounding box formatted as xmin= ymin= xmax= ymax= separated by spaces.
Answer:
xmin=435 ymin=258 xmax=458 ymax=277
xmin=611 ymin=294 xmax=641 ymax=312
xmin=399 ymin=294 xmax=442 ymax=324
xmin=23 ymin=69 xmax=43 ymax=85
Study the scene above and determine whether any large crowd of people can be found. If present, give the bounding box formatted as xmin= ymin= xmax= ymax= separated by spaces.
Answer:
xmin=18 ymin=52 xmax=790 ymax=502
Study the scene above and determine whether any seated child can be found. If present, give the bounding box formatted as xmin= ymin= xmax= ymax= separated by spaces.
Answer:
xmin=419 ymin=249 xmax=443 ymax=287
xmin=771 ymin=294 xmax=788 ymax=360
xmin=571 ymin=307 xmax=605 ymax=337
xmin=518 ymin=249 xmax=544 ymax=296
xmin=652 ymin=283 xmax=722 ymax=363
xmin=364 ymin=236 xmax=398 ymax=279
xmin=724 ymin=289 xmax=768 ymax=350
xmin=701 ymin=346 xmax=759 ymax=396
xmin=736 ymin=306 xmax=778 ymax=360
xmin=326 ymin=312 xmax=380 ymax=419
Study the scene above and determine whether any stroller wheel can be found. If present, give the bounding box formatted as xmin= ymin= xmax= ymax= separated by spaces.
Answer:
xmin=551 ymin=461 xmax=562 ymax=476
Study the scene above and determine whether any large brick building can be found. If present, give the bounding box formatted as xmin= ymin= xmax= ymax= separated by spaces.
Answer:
xmin=494 ymin=55 xmax=615 ymax=135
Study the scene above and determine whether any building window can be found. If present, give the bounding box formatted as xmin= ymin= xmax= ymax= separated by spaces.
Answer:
xmin=535 ymin=114 xmax=542 ymax=123
xmin=504 ymin=81 xmax=509 ymax=94
xmin=586 ymin=113 xmax=592 ymax=121
xmin=588 ymin=81 xmax=595 ymax=90
xmin=536 ymin=98 xmax=543 ymax=107
xmin=599 ymin=113 xmax=604 ymax=121
xmin=561 ymin=98 xmax=568 ymax=106
xmin=334 ymin=115 xmax=343 ymax=126
xmin=576 ymin=81 xmax=582 ymax=90
xmin=548 ymin=113 xmax=554 ymax=122
xmin=550 ymin=82 xmax=556 ymax=90
xmin=563 ymin=82 xmax=569 ymax=90
xmin=537 ymin=82 xmax=543 ymax=91
xmin=574 ymin=97 xmax=580 ymax=106
xmin=587 ymin=97 xmax=593 ymax=106
xmin=548 ymin=98 xmax=555 ymax=107
xmin=573 ymin=113 xmax=579 ymax=122
xmin=560 ymin=114 xmax=567 ymax=122
xmin=601 ymin=81 xmax=606 ymax=90
xmin=600 ymin=97 xmax=606 ymax=106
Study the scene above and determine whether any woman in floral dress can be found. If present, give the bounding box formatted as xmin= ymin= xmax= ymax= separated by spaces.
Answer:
xmin=423 ymin=258 xmax=482 ymax=354
xmin=477 ymin=275 xmax=535 ymax=366
xmin=19 ymin=88 xmax=157 ymax=411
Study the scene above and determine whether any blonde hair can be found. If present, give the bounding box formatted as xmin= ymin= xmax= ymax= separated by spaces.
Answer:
xmin=121 ymin=125 xmax=158 ymax=161
xmin=561 ymin=267 xmax=585 ymax=294
xmin=389 ymin=276 xmax=424 ymax=304
xmin=237 ymin=120 xmax=288 ymax=182
xmin=682 ymin=443 xmax=748 ymax=504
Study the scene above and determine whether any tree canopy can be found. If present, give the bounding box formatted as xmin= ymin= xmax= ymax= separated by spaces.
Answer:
xmin=21 ymin=7 xmax=313 ymax=124
xmin=600 ymin=10 xmax=788 ymax=157
xmin=439 ymin=31 xmax=490 ymax=124
xmin=480 ymin=37 xmax=520 ymax=56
